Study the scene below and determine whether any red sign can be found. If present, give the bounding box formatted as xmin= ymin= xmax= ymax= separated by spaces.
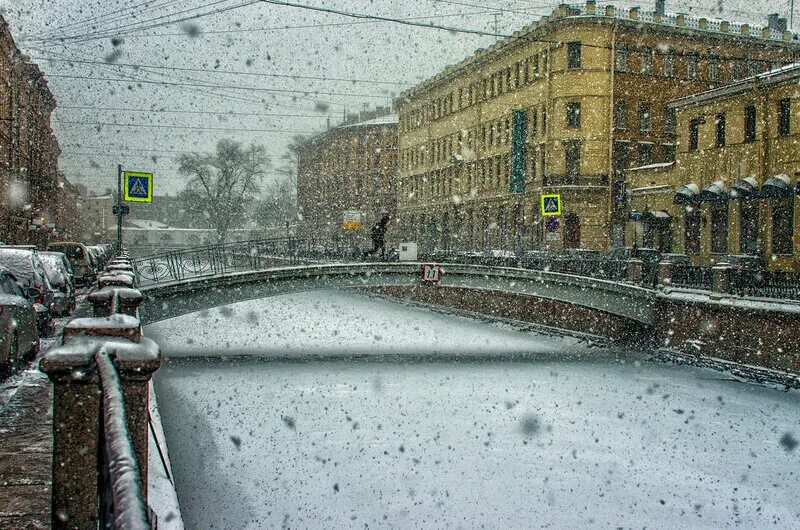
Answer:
xmin=421 ymin=263 xmax=443 ymax=284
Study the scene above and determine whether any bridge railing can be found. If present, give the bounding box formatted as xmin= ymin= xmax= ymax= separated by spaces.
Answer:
xmin=131 ymin=237 xmax=328 ymax=285
xmin=40 ymin=251 xmax=162 ymax=529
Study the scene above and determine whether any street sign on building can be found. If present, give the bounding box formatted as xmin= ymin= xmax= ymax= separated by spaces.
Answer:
xmin=540 ymin=194 xmax=561 ymax=216
xmin=123 ymin=171 xmax=153 ymax=203
xmin=342 ymin=210 xmax=362 ymax=230
xmin=421 ymin=263 xmax=442 ymax=284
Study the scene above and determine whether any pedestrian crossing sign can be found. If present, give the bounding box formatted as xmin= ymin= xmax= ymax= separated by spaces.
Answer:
xmin=540 ymin=194 xmax=561 ymax=216
xmin=123 ymin=171 xmax=153 ymax=203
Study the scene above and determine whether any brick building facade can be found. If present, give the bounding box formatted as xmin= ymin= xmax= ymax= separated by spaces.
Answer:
xmin=0 ymin=16 xmax=67 ymax=246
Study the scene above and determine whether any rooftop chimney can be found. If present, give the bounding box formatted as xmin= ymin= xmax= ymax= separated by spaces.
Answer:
xmin=655 ymin=0 xmax=665 ymax=16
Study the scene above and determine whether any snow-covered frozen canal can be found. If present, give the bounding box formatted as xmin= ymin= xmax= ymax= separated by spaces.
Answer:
xmin=147 ymin=291 xmax=800 ymax=529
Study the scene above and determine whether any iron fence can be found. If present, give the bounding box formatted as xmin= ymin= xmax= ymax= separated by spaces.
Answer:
xmin=669 ymin=265 xmax=713 ymax=291
xmin=132 ymin=237 xmax=318 ymax=285
xmin=730 ymin=270 xmax=800 ymax=301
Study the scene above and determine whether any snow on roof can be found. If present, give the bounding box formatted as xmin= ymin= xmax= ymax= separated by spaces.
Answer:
xmin=627 ymin=162 xmax=675 ymax=172
xmin=337 ymin=114 xmax=398 ymax=130
xmin=126 ymin=219 xmax=170 ymax=230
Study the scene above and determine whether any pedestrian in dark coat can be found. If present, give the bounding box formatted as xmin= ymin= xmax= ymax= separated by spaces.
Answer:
xmin=362 ymin=213 xmax=390 ymax=259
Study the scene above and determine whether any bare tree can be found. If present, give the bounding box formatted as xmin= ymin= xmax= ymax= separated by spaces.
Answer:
xmin=177 ymin=139 xmax=268 ymax=243
xmin=274 ymin=135 xmax=306 ymax=193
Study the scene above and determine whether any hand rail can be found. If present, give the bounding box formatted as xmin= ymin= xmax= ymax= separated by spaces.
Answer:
xmin=96 ymin=347 xmax=150 ymax=530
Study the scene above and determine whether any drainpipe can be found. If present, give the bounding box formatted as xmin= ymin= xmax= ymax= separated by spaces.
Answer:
xmin=609 ymin=22 xmax=617 ymax=248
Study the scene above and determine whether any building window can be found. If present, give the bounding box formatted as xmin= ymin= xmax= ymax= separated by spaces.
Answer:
xmin=567 ymin=41 xmax=581 ymax=69
xmin=664 ymin=107 xmax=676 ymax=135
xmin=686 ymin=55 xmax=698 ymax=80
xmin=684 ymin=208 xmax=701 ymax=254
xmin=779 ymin=98 xmax=791 ymax=137
xmin=638 ymin=142 xmax=653 ymax=166
xmin=614 ymin=101 xmax=628 ymax=130
xmin=532 ymin=53 xmax=540 ymax=77
xmin=715 ymin=113 xmax=726 ymax=147
xmin=663 ymin=54 xmax=675 ymax=77
xmin=731 ymin=60 xmax=744 ymax=81
xmin=710 ymin=202 xmax=729 ymax=254
xmin=566 ymin=101 xmax=581 ymax=128
xmin=708 ymin=58 xmax=720 ymax=82
xmin=689 ymin=118 xmax=701 ymax=151
xmin=739 ymin=199 xmax=759 ymax=254
xmin=661 ymin=143 xmax=676 ymax=163
xmin=744 ymin=105 xmax=756 ymax=143
xmin=529 ymin=145 xmax=537 ymax=180
xmin=540 ymin=143 xmax=546 ymax=178
xmin=615 ymin=45 xmax=628 ymax=72
xmin=639 ymin=104 xmax=651 ymax=132
xmin=640 ymin=48 xmax=652 ymax=74
xmin=565 ymin=140 xmax=581 ymax=182
xmin=772 ymin=197 xmax=794 ymax=255
xmin=530 ymin=110 xmax=538 ymax=138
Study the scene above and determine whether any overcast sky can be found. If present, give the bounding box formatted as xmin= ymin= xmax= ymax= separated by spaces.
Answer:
xmin=0 ymin=0 xmax=792 ymax=195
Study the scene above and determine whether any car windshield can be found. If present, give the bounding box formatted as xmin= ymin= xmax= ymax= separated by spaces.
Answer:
xmin=2 ymin=2 xmax=800 ymax=529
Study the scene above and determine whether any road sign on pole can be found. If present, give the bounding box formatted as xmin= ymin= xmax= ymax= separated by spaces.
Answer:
xmin=342 ymin=210 xmax=363 ymax=230
xmin=123 ymin=171 xmax=153 ymax=203
xmin=540 ymin=194 xmax=562 ymax=216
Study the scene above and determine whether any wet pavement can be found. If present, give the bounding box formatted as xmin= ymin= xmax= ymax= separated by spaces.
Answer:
xmin=0 ymin=299 xmax=88 ymax=529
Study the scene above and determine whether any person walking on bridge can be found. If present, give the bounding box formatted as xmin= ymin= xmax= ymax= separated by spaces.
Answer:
xmin=362 ymin=212 xmax=390 ymax=260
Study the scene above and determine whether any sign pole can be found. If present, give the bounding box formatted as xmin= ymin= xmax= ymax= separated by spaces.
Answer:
xmin=116 ymin=164 xmax=123 ymax=253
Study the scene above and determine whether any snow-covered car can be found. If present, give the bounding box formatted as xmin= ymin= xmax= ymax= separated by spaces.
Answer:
xmin=0 ymin=266 xmax=39 ymax=375
xmin=0 ymin=247 xmax=54 ymax=334
xmin=40 ymin=251 xmax=76 ymax=317
xmin=46 ymin=242 xmax=96 ymax=287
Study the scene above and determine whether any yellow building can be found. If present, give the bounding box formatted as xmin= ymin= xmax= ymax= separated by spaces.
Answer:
xmin=297 ymin=109 xmax=397 ymax=252
xmin=395 ymin=1 xmax=800 ymax=253
xmin=627 ymin=63 xmax=800 ymax=271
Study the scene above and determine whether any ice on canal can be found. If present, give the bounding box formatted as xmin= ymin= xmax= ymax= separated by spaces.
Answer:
xmin=147 ymin=291 xmax=800 ymax=529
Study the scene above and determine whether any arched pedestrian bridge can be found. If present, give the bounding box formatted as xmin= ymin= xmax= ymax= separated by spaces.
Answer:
xmin=137 ymin=262 xmax=658 ymax=326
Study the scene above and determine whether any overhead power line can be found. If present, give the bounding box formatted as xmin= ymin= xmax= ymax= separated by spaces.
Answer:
xmin=26 ymin=0 xmax=260 ymax=44
xmin=46 ymin=74 xmax=391 ymax=99
xmin=55 ymin=106 xmax=331 ymax=118
xmin=53 ymin=119 xmax=319 ymax=134
xmin=32 ymin=57 xmax=411 ymax=87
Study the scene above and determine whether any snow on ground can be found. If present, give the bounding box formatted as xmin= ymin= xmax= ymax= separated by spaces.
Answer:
xmin=146 ymin=291 xmax=800 ymax=529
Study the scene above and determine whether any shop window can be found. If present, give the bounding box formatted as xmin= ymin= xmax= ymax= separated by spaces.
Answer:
xmin=684 ymin=208 xmax=701 ymax=254
xmin=710 ymin=202 xmax=729 ymax=254
xmin=772 ymin=197 xmax=794 ymax=255
xmin=739 ymin=199 xmax=759 ymax=254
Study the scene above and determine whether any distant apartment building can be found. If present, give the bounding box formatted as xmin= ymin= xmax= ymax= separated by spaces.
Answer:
xmin=297 ymin=108 xmax=398 ymax=250
xmin=0 ymin=16 xmax=64 ymax=246
xmin=627 ymin=63 xmax=800 ymax=272
xmin=395 ymin=1 xmax=800 ymax=253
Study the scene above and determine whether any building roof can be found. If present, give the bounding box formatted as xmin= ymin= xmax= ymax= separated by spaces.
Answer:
xmin=398 ymin=2 xmax=799 ymax=103
xmin=669 ymin=62 xmax=800 ymax=109
xmin=337 ymin=114 xmax=398 ymax=129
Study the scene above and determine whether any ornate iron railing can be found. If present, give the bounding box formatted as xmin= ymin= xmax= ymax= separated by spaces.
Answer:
xmin=132 ymin=237 xmax=322 ymax=285
xmin=730 ymin=270 xmax=800 ymax=301
xmin=670 ymin=265 xmax=713 ymax=291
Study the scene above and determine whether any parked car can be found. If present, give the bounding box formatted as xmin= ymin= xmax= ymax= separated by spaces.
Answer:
xmin=606 ymin=247 xmax=663 ymax=264
xmin=0 ymin=267 xmax=39 ymax=375
xmin=0 ymin=248 xmax=54 ymax=334
xmin=46 ymin=242 xmax=96 ymax=287
xmin=40 ymin=252 xmax=76 ymax=316
xmin=661 ymin=253 xmax=692 ymax=265
xmin=715 ymin=254 xmax=767 ymax=272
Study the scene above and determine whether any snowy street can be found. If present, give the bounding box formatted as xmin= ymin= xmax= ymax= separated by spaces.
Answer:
xmin=148 ymin=291 xmax=800 ymax=529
